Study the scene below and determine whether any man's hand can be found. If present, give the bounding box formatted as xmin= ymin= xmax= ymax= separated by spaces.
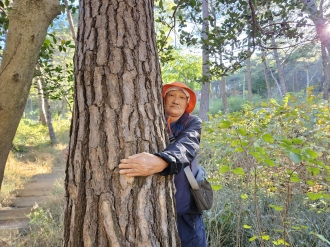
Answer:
xmin=119 ymin=152 xmax=168 ymax=177
xmin=62 ymin=145 xmax=69 ymax=163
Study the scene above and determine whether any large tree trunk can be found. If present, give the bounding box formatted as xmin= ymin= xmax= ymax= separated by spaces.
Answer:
xmin=246 ymin=57 xmax=253 ymax=102
xmin=36 ymin=80 xmax=47 ymax=126
xmin=300 ymin=0 xmax=330 ymax=99
xmin=199 ymin=0 xmax=210 ymax=121
xmin=271 ymin=36 xmax=287 ymax=96
xmin=63 ymin=1 xmax=180 ymax=246
xmin=0 ymin=0 xmax=60 ymax=188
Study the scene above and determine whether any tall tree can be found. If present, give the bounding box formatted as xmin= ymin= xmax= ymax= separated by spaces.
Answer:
xmin=262 ymin=51 xmax=272 ymax=99
xmin=63 ymin=1 xmax=179 ymax=246
xmin=271 ymin=35 xmax=287 ymax=96
xmin=199 ymin=0 xmax=210 ymax=121
xmin=246 ymin=57 xmax=253 ymax=102
xmin=36 ymin=80 xmax=47 ymax=126
xmin=300 ymin=0 xmax=330 ymax=99
xmin=0 ymin=0 xmax=61 ymax=188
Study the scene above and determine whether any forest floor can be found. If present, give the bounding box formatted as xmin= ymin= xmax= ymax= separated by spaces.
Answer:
xmin=0 ymin=160 xmax=65 ymax=246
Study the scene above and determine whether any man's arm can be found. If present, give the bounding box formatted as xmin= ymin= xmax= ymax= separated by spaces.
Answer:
xmin=118 ymin=152 xmax=168 ymax=177
xmin=118 ymin=115 xmax=202 ymax=177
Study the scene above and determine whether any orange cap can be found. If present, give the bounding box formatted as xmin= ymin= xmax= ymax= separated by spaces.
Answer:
xmin=162 ymin=82 xmax=197 ymax=114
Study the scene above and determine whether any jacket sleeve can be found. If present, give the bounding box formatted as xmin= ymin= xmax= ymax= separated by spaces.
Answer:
xmin=155 ymin=116 xmax=202 ymax=175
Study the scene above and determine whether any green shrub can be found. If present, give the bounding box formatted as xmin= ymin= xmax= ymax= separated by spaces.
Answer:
xmin=201 ymin=90 xmax=330 ymax=246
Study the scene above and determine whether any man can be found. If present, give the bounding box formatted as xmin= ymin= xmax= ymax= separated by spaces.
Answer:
xmin=119 ymin=82 xmax=207 ymax=247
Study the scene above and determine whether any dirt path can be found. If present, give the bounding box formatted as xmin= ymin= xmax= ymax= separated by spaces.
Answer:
xmin=0 ymin=161 xmax=65 ymax=243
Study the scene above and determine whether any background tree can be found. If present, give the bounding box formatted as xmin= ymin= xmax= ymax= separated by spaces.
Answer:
xmin=199 ymin=0 xmax=211 ymax=121
xmin=300 ymin=0 xmax=330 ymax=99
xmin=63 ymin=0 xmax=179 ymax=246
xmin=0 ymin=0 xmax=60 ymax=188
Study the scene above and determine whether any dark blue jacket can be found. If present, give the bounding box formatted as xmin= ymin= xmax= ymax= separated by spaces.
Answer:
xmin=155 ymin=113 xmax=202 ymax=215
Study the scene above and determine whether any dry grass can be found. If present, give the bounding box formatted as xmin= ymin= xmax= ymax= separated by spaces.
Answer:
xmin=0 ymin=118 xmax=69 ymax=207
xmin=0 ymin=152 xmax=53 ymax=207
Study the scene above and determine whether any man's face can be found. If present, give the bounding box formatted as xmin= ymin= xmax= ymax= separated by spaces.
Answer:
xmin=164 ymin=90 xmax=189 ymax=119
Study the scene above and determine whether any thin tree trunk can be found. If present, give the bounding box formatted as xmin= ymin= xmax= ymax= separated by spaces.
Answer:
xmin=292 ymin=71 xmax=295 ymax=92
xmin=199 ymin=0 xmax=210 ymax=121
xmin=64 ymin=0 xmax=77 ymax=44
xmin=220 ymin=77 xmax=228 ymax=113
xmin=63 ymin=1 xmax=179 ymax=246
xmin=43 ymin=92 xmax=58 ymax=145
xmin=321 ymin=44 xmax=330 ymax=99
xmin=262 ymin=52 xmax=271 ymax=99
xmin=211 ymin=1 xmax=227 ymax=114
xmin=271 ymin=35 xmax=287 ymax=96
xmin=243 ymin=74 xmax=245 ymax=100
xmin=270 ymin=69 xmax=283 ymax=98
xmin=219 ymin=52 xmax=228 ymax=114
xmin=0 ymin=0 xmax=60 ymax=188
xmin=39 ymin=77 xmax=58 ymax=145
xmin=246 ymin=57 xmax=253 ymax=102
xmin=36 ymin=80 xmax=47 ymax=126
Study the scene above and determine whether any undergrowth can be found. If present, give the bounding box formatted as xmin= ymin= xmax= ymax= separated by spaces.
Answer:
xmin=201 ymin=89 xmax=330 ymax=246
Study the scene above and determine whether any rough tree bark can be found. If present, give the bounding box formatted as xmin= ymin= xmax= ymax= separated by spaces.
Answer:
xmin=63 ymin=1 xmax=180 ymax=246
xmin=0 ymin=0 xmax=60 ymax=188
xmin=199 ymin=0 xmax=210 ymax=121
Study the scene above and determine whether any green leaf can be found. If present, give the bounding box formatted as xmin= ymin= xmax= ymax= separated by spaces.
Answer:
xmin=262 ymin=235 xmax=270 ymax=240
xmin=269 ymin=204 xmax=283 ymax=211
xmin=241 ymin=141 xmax=249 ymax=147
xmin=235 ymin=147 xmax=244 ymax=152
xmin=237 ymin=128 xmax=247 ymax=135
xmin=219 ymin=121 xmax=231 ymax=128
xmin=292 ymin=138 xmax=303 ymax=144
xmin=307 ymin=192 xmax=322 ymax=200
xmin=256 ymin=147 xmax=266 ymax=155
xmin=307 ymin=167 xmax=320 ymax=175
xmin=219 ymin=166 xmax=229 ymax=173
xmin=240 ymin=194 xmax=248 ymax=199
xmin=211 ymin=184 xmax=223 ymax=191
xmin=305 ymin=149 xmax=319 ymax=158
xmin=264 ymin=159 xmax=275 ymax=166
xmin=232 ymin=167 xmax=244 ymax=175
xmin=312 ymin=233 xmax=330 ymax=244
xmin=249 ymin=236 xmax=257 ymax=242
xmin=306 ymin=180 xmax=315 ymax=186
xmin=262 ymin=134 xmax=274 ymax=143
xmin=231 ymin=140 xmax=240 ymax=147
xmin=280 ymin=139 xmax=292 ymax=145
xmin=243 ymin=224 xmax=251 ymax=229
xmin=290 ymin=175 xmax=301 ymax=183
xmin=289 ymin=152 xmax=302 ymax=164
